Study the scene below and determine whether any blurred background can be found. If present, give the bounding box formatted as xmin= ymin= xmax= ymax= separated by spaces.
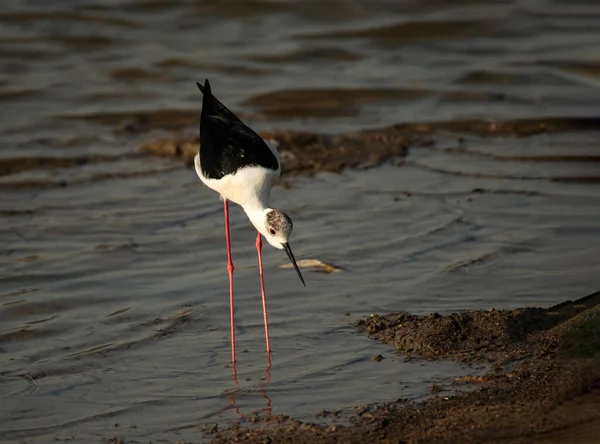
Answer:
xmin=1 ymin=0 xmax=600 ymax=442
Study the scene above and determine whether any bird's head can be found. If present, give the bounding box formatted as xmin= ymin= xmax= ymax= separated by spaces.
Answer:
xmin=264 ymin=209 xmax=293 ymax=248
xmin=263 ymin=209 xmax=305 ymax=286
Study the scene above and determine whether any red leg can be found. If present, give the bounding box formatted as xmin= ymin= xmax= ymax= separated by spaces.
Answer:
xmin=224 ymin=199 xmax=236 ymax=364
xmin=256 ymin=232 xmax=271 ymax=353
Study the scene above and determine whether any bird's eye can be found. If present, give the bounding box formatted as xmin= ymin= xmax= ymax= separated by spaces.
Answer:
xmin=269 ymin=228 xmax=276 ymax=235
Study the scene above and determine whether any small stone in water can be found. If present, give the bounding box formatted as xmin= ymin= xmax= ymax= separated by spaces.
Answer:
xmin=279 ymin=258 xmax=341 ymax=273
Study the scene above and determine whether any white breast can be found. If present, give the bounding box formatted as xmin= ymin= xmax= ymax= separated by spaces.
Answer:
xmin=195 ymin=139 xmax=281 ymax=209
xmin=195 ymin=158 xmax=280 ymax=210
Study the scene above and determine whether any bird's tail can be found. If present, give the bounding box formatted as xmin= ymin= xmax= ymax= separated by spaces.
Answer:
xmin=197 ymin=79 xmax=215 ymax=114
xmin=195 ymin=80 xmax=206 ymax=94
xmin=196 ymin=78 xmax=241 ymax=124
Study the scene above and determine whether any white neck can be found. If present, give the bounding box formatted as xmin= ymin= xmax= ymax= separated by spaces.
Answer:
xmin=244 ymin=205 xmax=272 ymax=238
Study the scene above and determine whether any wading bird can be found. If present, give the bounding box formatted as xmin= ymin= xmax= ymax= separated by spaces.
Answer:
xmin=195 ymin=79 xmax=305 ymax=364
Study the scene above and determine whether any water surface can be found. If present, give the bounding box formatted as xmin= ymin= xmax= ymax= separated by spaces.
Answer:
xmin=1 ymin=0 xmax=600 ymax=442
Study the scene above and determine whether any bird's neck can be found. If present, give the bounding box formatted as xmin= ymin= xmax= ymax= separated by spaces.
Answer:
xmin=244 ymin=205 xmax=271 ymax=238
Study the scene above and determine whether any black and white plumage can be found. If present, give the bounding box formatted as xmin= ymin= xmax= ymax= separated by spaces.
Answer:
xmin=194 ymin=79 xmax=305 ymax=285
xmin=196 ymin=80 xmax=279 ymax=180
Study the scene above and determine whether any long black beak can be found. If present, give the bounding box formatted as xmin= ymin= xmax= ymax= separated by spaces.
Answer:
xmin=282 ymin=243 xmax=306 ymax=287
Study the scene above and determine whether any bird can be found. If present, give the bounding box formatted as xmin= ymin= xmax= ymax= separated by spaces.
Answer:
xmin=194 ymin=79 xmax=305 ymax=365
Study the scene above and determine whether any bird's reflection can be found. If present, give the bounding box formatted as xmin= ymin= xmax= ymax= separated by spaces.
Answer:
xmin=261 ymin=353 xmax=273 ymax=415
xmin=226 ymin=354 xmax=273 ymax=418
xmin=227 ymin=363 xmax=242 ymax=418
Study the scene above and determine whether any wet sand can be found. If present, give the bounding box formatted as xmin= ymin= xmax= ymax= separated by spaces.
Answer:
xmin=207 ymin=291 xmax=600 ymax=443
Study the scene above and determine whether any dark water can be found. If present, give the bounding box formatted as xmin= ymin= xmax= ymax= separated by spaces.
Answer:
xmin=1 ymin=0 xmax=600 ymax=442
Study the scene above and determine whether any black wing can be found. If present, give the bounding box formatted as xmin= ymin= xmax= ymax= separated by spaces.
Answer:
xmin=196 ymin=79 xmax=279 ymax=180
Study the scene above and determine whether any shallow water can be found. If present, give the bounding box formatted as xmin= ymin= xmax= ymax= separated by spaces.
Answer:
xmin=1 ymin=0 xmax=600 ymax=442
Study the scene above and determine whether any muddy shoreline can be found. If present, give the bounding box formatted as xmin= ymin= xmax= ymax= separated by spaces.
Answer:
xmin=199 ymin=291 xmax=600 ymax=444
xmin=139 ymin=116 xmax=600 ymax=179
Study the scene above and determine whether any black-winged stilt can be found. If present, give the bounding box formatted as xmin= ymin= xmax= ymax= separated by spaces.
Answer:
xmin=194 ymin=79 xmax=305 ymax=364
